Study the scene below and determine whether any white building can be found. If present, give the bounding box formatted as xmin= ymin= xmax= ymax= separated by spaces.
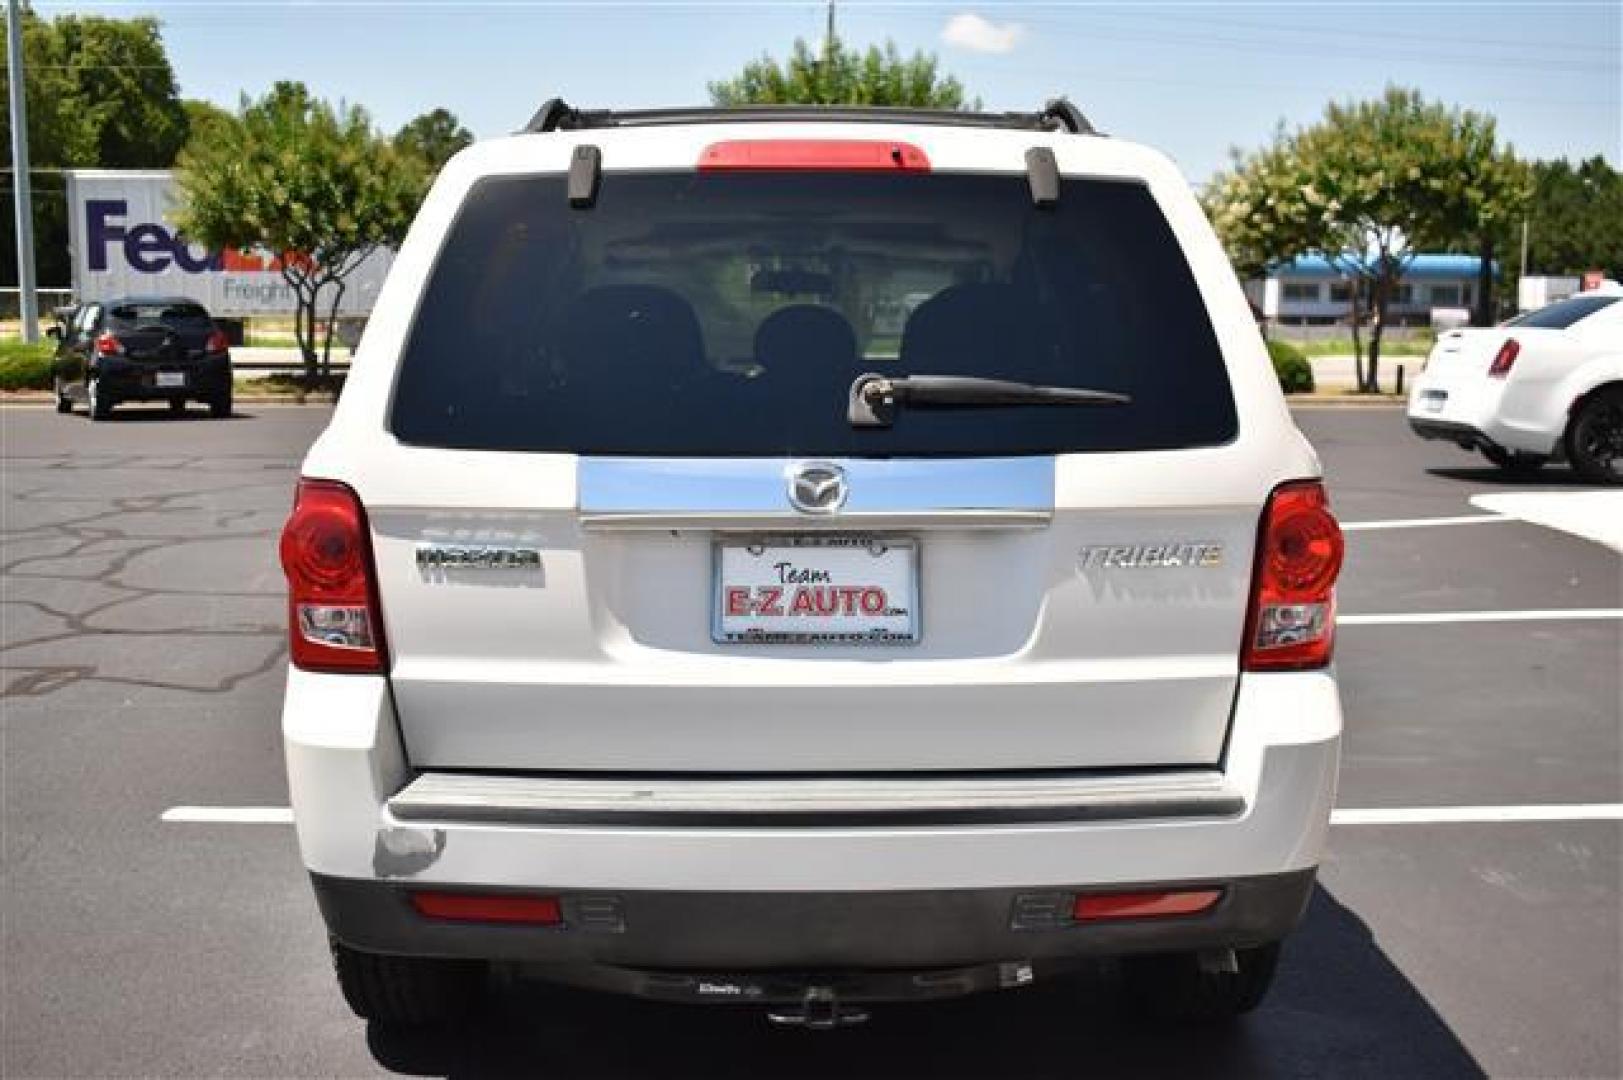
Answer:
xmin=1246 ymin=254 xmax=1490 ymax=328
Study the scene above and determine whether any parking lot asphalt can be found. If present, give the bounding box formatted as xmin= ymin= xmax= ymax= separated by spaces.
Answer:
xmin=2 ymin=402 xmax=1618 ymax=1079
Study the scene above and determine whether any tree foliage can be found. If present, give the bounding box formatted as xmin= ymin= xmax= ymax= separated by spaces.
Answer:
xmin=1 ymin=10 xmax=190 ymax=286
xmin=394 ymin=107 xmax=473 ymax=177
xmin=1521 ymin=157 xmax=1623 ymax=277
xmin=709 ymin=36 xmax=972 ymax=108
xmin=175 ymin=82 xmax=425 ymax=381
xmin=1206 ymin=88 xmax=1529 ymax=392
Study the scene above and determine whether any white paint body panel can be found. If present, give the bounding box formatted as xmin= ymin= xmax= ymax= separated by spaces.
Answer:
xmin=282 ymin=120 xmax=1340 ymax=899
xmin=284 ymin=666 xmax=1340 ymax=890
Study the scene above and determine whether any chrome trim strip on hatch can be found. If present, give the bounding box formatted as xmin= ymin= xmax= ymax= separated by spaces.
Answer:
xmin=578 ymin=457 xmax=1055 ymax=530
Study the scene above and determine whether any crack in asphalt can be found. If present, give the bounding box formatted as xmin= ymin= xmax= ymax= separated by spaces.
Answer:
xmin=1 ymin=453 xmax=294 ymax=698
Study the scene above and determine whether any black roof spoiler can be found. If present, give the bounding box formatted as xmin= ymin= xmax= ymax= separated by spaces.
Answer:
xmin=521 ymin=99 xmax=1099 ymax=137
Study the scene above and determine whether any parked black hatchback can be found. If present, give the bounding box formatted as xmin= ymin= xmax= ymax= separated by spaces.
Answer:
xmin=48 ymin=296 xmax=232 ymax=419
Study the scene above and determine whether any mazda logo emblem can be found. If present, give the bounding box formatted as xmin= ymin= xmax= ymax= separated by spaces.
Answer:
xmin=786 ymin=462 xmax=847 ymax=515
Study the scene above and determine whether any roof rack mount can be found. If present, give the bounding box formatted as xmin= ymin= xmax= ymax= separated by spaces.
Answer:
xmin=522 ymin=98 xmax=1098 ymax=137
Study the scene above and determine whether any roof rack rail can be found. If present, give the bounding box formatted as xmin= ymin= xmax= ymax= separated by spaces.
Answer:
xmin=522 ymin=98 xmax=1098 ymax=136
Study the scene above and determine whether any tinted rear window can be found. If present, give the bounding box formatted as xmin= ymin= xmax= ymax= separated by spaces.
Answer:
xmin=391 ymin=171 xmax=1236 ymax=456
xmin=108 ymin=302 xmax=212 ymax=326
xmin=1508 ymin=294 xmax=1618 ymax=329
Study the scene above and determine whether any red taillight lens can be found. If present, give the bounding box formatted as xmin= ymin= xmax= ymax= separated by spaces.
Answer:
xmin=698 ymin=139 xmax=931 ymax=172
xmin=94 ymin=331 xmax=123 ymax=357
xmin=1072 ymin=889 xmax=1222 ymax=922
xmin=1487 ymin=338 xmax=1520 ymax=378
xmin=1243 ymin=480 xmax=1343 ymax=671
xmin=411 ymin=891 xmax=563 ymax=926
xmin=205 ymin=328 xmax=229 ymax=354
xmin=278 ymin=479 xmax=387 ymax=673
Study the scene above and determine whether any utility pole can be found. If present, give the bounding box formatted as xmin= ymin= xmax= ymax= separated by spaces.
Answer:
xmin=6 ymin=0 xmax=38 ymax=342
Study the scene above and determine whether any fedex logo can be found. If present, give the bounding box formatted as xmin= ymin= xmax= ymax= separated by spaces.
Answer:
xmin=85 ymin=200 xmax=299 ymax=275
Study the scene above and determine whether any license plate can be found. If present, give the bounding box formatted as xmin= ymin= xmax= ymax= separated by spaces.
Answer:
xmin=1421 ymin=390 xmax=1447 ymax=413
xmin=713 ymin=535 xmax=918 ymax=645
xmin=155 ymin=372 xmax=186 ymax=389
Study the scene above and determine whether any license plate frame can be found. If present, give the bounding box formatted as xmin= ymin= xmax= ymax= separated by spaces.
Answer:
xmin=712 ymin=534 xmax=920 ymax=646
xmin=154 ymin=371 xmax=187 ymax=389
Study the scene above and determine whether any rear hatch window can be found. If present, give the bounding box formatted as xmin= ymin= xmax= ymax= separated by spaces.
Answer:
xmin=108 ymin=301 xmax=213 ymax=329
xmin=391 ymin=171 xmax=1236 ymax=456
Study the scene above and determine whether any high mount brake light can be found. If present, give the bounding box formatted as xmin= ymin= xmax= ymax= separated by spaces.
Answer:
xmin=1242 ymin=480 xmax=1343 ymax=671
xmin=94 ymin=332 xmax=124 ymax=357
xmin=278 ymin=479 xmax=388 ymax=673
xmin=697 ymin=139 xmax=932 ymax=172
xmin=1488 ymin=338 xmax=1520 ymax=378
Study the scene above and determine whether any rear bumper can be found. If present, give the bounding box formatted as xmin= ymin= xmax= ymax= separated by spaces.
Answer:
xmin=312 ymin=867 xmax=1315 ymax=970
xmin=283 ymin=666 xmax=1340 ymax=963
xmin=94 ymin=357 xmax=232 ymax=400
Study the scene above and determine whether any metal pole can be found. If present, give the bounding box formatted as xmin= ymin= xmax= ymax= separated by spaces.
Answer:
xmin=1518 ymin=217 xmax=1530 ymax=277
xmin=6 ymin=0 xmax=38 ymax=342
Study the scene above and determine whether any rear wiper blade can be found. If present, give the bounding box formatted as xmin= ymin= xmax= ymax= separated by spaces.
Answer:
xmin=848 ymin=372 xmax=1131 ymax=428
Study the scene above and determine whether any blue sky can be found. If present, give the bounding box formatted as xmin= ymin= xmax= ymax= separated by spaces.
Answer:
xmin=40 ymin=0 xmax=1623 ymax=182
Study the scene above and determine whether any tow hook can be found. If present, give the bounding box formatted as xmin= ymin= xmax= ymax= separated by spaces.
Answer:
xmin=765 ymin=986 xmax=870 ymax=1030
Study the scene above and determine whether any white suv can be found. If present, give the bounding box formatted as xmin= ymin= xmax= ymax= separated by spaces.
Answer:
xmin=279 ymin=100 xmax=1345 ymax=1029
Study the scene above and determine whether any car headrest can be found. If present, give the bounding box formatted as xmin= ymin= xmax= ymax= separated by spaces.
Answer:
xmin=753 ymin=305 xmax=859 ymax=377
xmin=899 ymin=283 xmax=1059 ymax=380
xmin=556 ymin=284 xmax=708 ymax=383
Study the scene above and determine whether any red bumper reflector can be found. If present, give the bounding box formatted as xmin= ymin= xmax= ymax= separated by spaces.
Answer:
xmin=411 ymin=891 xmax=563 ymax=926
xmin=698 ymin=139 xmax=931 ymax=172
xmin=1072 ymin=889 xmax=1222 ymax=922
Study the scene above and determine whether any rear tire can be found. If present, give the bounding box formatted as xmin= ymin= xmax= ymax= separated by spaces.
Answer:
xmin=1480 ymin=445 xmax=1544 ymax=475
xmin=87 ymin=378 xmax=113 ymax=421
xmin=208 ymin=391 xmax=232 ymax=419
xmin=1121 ymin=941 xmax=1281 ymax=1022
xmin=53 ymin=379 xmax=73 ymax=414
xmin=330 ymin=936 xmax=485 ymax=1026
xmin=1565 ymin=387 xmax=1623 ymax=485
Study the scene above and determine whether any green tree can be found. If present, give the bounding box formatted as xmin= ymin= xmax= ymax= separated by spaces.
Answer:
xmin=394 ymin=107 xmax=473 ymax=177
xmin=1 ymin=10 xmax=190 ymax=287
xmin=709 ymin=36 xmax=972 ymax=108
xmin=181 ymin=98 xmax=236 ymax=147
xmin=1207 ymin=88 xmax=1529 ymax=392
xmin=1521 ymin=157 xmax=1623 ymax=278
xmin=175 ymin=82 xmax=425 ymax=382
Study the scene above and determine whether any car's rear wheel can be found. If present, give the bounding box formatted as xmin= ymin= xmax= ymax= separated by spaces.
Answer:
xmin=208 ymin=390 xmax=232 ymax=420
xmin=329 ymin=936 xmax=485 ymax=1026
xmin=1565 ymin=387 xmax=1623 ymax=485
xmin=53 ymin=378 xmax=73 ymax=415
xmin=87 ymin=378 xmax=113 ymax=421
xmin=1121 ymin=941 xmax=1281 ymax=1022
xmin=1480 ymin=445 xmax=1545 ymax=475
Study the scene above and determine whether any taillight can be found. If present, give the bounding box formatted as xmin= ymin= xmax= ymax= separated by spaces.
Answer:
xmin=205 ymin=328 xmax=230 ymax=354
xmin=278 ymin=479 xmax=387 ymax=673
xmin=1487 ymin=338 xmax=1520 ymax=378
xmin=1242 ymin=480 xmax=1343 ymax=671
xmin=94 ymin=331 xmax=124 ymax=357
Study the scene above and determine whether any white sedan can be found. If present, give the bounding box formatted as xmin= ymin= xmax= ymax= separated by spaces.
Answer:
xmin=1408 ymin=285 xmax=1623 ymax=483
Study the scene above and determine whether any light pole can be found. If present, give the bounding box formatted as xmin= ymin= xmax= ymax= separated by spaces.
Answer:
xmin=6 ymin=0 xmax=39 ymax=342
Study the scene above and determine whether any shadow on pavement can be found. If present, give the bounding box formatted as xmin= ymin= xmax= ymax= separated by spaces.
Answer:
xmin=1424 ymin=464 xmax=1589 ymax=488
xmin=90 ymin=408 xmax=253 ymax=422
xmin=365 ymin=885 xmax=1484 ymax=1079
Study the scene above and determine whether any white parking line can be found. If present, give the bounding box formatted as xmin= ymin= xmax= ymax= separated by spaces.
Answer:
xmin=161 ymin=804 xmax=1623 ymax=826
xmin=1330 ymin=805 xmax=1623 ymax=825
xmin=1339 ymin=609 xmax=1623 ymax=626
xmin=1341 ymin=513 xmax=1510 ymax=532
xmin=161 ymin=806 xmax=294 ymax=824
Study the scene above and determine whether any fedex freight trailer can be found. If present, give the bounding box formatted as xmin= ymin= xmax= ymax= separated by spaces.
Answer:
xmin=65 ymin=170 xmax=392 ymax=317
